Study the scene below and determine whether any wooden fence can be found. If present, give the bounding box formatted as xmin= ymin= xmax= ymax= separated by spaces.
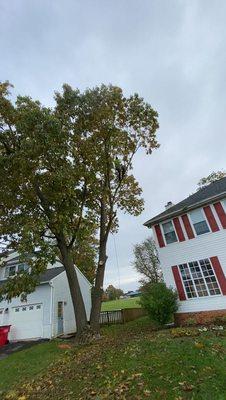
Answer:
xmin=100 ymin=307 xmax=147 ymax=326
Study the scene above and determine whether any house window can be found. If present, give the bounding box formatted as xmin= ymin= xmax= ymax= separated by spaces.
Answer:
xmin=5 ymin=265 xmax=16 ymax=278
xmin=222 ymin=199 xmax=226 ymax=212
xmin=18 ymin=263 xmax=28 ymax=273
xmin=5 ymin=263 xmax=29 ymax=278
xmin=190 ymin=209 xmax=210 ymax=235
xmin=162 ymin=221 xmax=177 ymax=244
xmin=179 ymin=258 xmax=221 ymax=299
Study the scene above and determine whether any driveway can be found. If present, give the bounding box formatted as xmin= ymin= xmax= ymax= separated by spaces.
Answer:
xmin=0 ymin=339 xmax=48 ymax=360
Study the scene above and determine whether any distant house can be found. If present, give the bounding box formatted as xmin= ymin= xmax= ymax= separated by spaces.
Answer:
xmin=0 ymin=251 xmax=91 ymax=341
xmin=123 ymin=290 xmax=141 ymax=298
xmin=144 ymin=177 xmax=226 ymax=325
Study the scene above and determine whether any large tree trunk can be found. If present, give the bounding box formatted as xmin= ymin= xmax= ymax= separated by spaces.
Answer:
xmin=57 ymin=236 xmax=88 ymax=336
xmin=90 ymin=240 xmax=107 ymax=333
xmin=90 ymin=199 xmax=108 ymax=334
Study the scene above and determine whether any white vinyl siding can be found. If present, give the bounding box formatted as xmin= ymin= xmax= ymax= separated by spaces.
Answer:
xmin=162 ymin=221 xmax=177 ymax=244
xmin=189 ymin=209 xmax=210 ymax=236
xmin=156 ymin=223 xmax=226 ymax=314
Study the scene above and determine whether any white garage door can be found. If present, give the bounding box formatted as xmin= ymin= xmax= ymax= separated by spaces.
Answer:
xmin=10 ymin=303 xmax=43 ymax=341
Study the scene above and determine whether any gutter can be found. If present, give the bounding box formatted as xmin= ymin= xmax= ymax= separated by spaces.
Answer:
xmin=144 ymin=191 xmax=226 ymax=227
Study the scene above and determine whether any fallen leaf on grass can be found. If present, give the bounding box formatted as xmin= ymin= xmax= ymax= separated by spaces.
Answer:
xmin=195 ymin=342 xmax=204 ymax=349
xmin=4 ymin=391 xmax=18 ymax=399
xmin=179 ymin=381 xmax=194 ymax=391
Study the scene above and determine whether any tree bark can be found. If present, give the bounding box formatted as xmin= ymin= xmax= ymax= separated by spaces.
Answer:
xmin=90 ymin=199 xmax=108 ymax=334
xmin=57 ymin=235 xmax=88 ymax=336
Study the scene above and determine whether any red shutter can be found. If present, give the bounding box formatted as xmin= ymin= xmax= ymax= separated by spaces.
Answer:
xmin=154 ymin=224 xmax=165 ymax=248
xmin=210 ymin=256 xmax=226 ymax=295
xmin=172 ymin=265 xmax=186 ymax=300
xmin=173 ymin=217 xmax=185 ymax=242
xmin=214 ymin=202 xmax=226 ymax=229
xmin=203 ymin=205 xmax=219 ymax=232
xmin=181 ymin=214 xmax=195 ymax=239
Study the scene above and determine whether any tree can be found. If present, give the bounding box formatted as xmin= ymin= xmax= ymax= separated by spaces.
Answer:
xmin=105 ymin=285 xmax=123 ymax=301
xmin=0 ymin=81 xmax=97 ymax=336
xmin=82 ymin=85 xmax=159 ymax=332
xmin=140 ymin=282 xmax=178 ymax=326
xmin=197 ymin=170 xmax=226 ymax=190
xmin=132 ymin=237 xmax=162 ymax=285
xmin=0 ymin=82 xmax=159 ymax=337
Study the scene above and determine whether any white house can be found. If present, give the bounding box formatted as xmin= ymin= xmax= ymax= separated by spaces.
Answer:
xmin=0 ymin=252 xmax=91 ymax=341
xmin=144 ymin=177 xmax=226 ymax=325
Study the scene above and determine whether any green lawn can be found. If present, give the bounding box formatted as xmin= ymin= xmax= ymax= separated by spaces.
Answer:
xmin=101 ymin=296 xmax=141 ymax=311
xmin=0 ymin=341 xmax=63 ymax=393
xmin=1 ymin=318 xmax=226 ymax=399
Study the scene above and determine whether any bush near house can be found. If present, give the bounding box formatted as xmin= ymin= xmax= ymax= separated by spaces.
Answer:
xmin=140 ymin=282 xmax=178 ymax=326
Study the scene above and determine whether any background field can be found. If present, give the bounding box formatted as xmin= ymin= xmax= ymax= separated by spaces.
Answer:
xmin=101 ymin=297 xmax=141 ymax=311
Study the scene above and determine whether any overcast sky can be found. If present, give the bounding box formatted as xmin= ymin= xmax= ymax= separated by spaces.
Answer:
xmin=1 ymin=0 xmax=226 ymax=291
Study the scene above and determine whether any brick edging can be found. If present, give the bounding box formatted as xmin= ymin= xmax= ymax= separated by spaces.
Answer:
xmin=175 ymin=309 xmax=226 ymax=326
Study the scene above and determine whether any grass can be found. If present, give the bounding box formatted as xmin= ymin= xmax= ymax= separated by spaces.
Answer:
xmin=0 ymin=341 xmax=63 ymax=393
xmin=1 ymin=318 xmax=226 ymax=399
xmin=101 ymin=296 xmax=141 ymax=311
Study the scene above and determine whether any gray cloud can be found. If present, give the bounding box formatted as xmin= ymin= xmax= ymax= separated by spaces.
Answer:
xmin=1 ymin=0 xmax=226 ymax=290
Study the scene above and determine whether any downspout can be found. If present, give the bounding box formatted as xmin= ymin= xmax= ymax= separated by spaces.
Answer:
xmin=0 ymin=309 xmax=4 ymax=326
xmin=49 ymin=281 xmax=54 ymax=338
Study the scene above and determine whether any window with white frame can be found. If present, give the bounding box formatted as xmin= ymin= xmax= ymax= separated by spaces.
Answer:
xmin=222 ymin=199 xmax=226 ymax=212
xmin=5 ymin=263 xmax=29 ymax=278
xmin=189 ymin=209 xmax=210 ymax=236
xmin=179 ymin=258 xmax=221 ymax=299
xmin=162 ymin=221 xmax=177 ymax=244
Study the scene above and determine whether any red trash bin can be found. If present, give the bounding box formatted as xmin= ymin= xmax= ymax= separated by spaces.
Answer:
xmin=0 ymin=325 xmax=11 ymax=347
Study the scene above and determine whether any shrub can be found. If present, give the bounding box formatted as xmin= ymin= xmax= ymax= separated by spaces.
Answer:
xmin=140 ymin=282 xmax=178 ymax=327
xmin=186 ymin=318 xmax=196 ymax=327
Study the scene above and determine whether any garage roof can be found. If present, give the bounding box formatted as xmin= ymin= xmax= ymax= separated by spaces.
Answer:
xmin=0 ymin=267 xmax=65 ymax=287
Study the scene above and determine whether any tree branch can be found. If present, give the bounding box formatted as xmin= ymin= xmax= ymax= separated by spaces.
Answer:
xmin=68 ymin=181 xmax=87 ymax=249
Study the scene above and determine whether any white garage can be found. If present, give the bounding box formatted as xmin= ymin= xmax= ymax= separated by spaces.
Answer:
xmin=0 ymin=251 xmax=92 ymax=341
xmin=10 ymin=303 xmax=43 ymax=340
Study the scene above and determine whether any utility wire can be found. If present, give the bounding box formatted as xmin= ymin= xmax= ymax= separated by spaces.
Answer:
xmin=113 ymin=235 xmax=121 ymax=289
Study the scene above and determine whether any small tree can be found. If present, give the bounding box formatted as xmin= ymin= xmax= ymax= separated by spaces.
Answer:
xmin=197 ymin=170 xmax=226 ymax=190
xmin=140 ymin=282 xmax=178 ymax=326
xmin=133 ymin=237 xmax=162 ymax=285
xmin=105 ymin=285 xmax=123 ymax=301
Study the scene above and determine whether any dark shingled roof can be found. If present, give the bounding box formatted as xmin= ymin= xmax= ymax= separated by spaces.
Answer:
xmin=0 ymin=267 xmax=65 ymax=287
xmin=38 ymin=267 xmax=65 ymax=282
xmin=144 ymin=176 xmax=226 ymax=226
